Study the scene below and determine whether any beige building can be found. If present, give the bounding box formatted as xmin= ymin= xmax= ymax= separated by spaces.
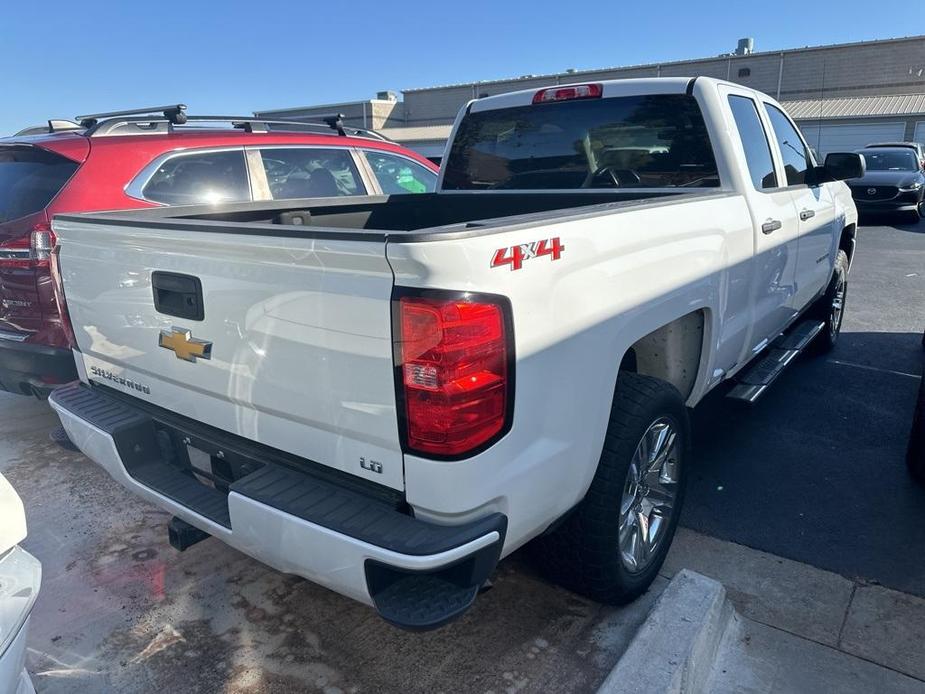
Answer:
xmin=257 ymin=35 xmax=925 ymax=160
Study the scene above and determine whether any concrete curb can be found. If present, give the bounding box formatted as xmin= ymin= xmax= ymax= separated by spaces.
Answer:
xmin=597 ymin=569 xmax=733 ymax=694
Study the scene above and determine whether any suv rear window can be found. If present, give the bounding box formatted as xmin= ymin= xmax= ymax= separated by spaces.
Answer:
xmin=0 ymin=146 xmax=79 ymax=223
xmin=443 ymin=94 xmax=719 ymax=190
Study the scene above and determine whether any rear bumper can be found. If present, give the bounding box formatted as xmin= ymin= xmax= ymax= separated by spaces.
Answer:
xmin=49 ymin=383 xmax=505 ymax=630
xmin=0 ymin=336 xmax=76 ymax=397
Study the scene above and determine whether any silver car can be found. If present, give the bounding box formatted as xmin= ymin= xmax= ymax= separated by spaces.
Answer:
xmin=0 ymin=474 xmax=41 ymax=694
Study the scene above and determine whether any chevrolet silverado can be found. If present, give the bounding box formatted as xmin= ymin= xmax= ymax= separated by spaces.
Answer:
xmin=47 ymin=77 xmax=863 ymax=630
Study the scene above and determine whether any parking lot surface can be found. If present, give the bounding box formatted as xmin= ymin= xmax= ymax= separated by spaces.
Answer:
xmin=2 ymin=218 xmax=922 ymax=693
xmin=683 ymin=218 xmax=925 ymax=597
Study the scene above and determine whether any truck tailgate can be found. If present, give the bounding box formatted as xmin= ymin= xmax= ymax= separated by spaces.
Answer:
xmin=52 ymin=217 xmax=403 ymax=490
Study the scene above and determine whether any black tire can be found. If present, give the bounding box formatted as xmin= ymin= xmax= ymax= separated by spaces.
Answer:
xmin=809 ymin=249 xmax=849 ymax=354
xmin=907 ymin=374 xmax=925 ymax=485
xmin=531 ymin=372 xmax=689 ymax=604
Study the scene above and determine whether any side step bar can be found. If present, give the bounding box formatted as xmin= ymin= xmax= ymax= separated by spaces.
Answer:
xmin=727 ymin=320 xmax=824 ymax=404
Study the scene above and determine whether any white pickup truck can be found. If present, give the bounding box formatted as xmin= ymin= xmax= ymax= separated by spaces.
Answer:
xmin=48 ymin=77 xmax=862 ymax=630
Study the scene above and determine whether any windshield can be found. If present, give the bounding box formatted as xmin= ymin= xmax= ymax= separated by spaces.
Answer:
xmin=442 ymin=94 xmax=719 ymax=190
xmin=0 ymin=145 xmax=79 ymax=223
xmin=860 ymin=149 xmax=919 ymax=172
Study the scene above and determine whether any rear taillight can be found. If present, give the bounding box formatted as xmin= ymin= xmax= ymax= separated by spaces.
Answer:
xmin=49 ymin=244 xmax=77 ymax=349
xmin=0 ymin=223 xmax=56 ymax=268
xmin=532 ymin=83 xmax=603 ymax=104
xmin=395 ymin=291 xmax=513 ymax=458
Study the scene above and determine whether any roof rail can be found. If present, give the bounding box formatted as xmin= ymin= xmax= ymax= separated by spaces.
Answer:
xmin=13 ymin=119 xmax=83 ymax=137
xmin=77 ymin=108 xmax=392 ymax=142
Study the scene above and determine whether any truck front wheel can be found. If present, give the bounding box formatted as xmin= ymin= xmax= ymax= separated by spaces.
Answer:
xmin=809 ymin=249 xmax=849 ymax=354
xmin=532 ymin=372 xmax=689 ymax=604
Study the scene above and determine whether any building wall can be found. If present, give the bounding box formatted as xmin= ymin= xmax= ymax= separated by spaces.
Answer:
xmin=255 ymin=99 xmax=404 ymax=130
xmin=402 ymin=36 xmax=925 ymax=125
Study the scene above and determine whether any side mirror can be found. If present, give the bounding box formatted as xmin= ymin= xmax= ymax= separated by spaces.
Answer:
xmin=823 ymin=152 xmax=866 ymax=181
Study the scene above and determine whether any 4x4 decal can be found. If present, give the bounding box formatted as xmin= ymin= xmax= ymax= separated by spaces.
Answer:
xmin=491 ymin=237 xmax=565 ymax=271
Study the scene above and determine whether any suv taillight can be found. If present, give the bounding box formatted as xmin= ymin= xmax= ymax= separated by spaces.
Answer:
xmin=49 ymin=243 xmax=77 ymax=349
xmin=31 ymin=223 xmax=54 ymax=261
xmin=0 ymin=223 xmax=56 ymax=268
xmin=394 ymin=291 xmax=513 ymax=458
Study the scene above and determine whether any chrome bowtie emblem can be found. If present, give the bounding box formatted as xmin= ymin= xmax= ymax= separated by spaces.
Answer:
xmin=158 ymin=327 xmax=212 ymax=362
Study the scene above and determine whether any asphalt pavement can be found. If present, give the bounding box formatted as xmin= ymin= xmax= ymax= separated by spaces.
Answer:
xmin=683 ymin=215 xmax=925 ymax=597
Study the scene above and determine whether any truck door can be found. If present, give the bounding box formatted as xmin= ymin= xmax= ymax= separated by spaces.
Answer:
xmin=724 ymin=90 xmax=801 ymax=353
xmin=763 ymin=103 xmax=838 ymax=309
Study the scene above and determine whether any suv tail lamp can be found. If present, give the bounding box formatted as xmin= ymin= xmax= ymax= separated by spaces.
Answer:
xmin=394 ymin=291 xmax=513 ymax=458
xmin=0 ymin=223 xmax=56 ymax=268
xmin=533 ymin=83 xmax=602 ymax=104
xmin=49 ymin=244 xmax=77 ymax=349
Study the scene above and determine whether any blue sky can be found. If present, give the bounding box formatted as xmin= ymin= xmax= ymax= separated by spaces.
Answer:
xmin=2 ymin=0 xmax=923 ymax=135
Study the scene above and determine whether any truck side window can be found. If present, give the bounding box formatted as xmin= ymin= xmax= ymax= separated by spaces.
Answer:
xmin=142 ymin=150 xmax=250 ymax=205
xmin=727 ymin=96 xmax=777 ymax=190
xmin=765 ymin=105 xmax=810 ymax=186
xmin=259 ymin=148 xmax=365 ymax=199
xmin=364 ymin=151 xmax=437 ymax=194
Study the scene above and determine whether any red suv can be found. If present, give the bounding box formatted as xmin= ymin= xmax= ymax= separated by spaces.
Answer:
xmin=0 ymin=105 xmax=438 ymax=397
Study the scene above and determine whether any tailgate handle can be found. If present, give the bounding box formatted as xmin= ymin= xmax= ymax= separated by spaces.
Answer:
xmin=152 ymin=272 xmax=204 ymax=321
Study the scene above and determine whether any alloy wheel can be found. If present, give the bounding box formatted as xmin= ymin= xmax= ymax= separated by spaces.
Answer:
xmin=830 ymin=272 xmax=846 ymax=339
xmin=618 ymin=417 xmax=682 ymax=573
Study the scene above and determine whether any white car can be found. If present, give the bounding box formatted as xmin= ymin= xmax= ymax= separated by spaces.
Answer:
xmin=48 ymin=77 xmax=861 ymax=630
xmin=0 ymin=474 xmax=40 ymax=693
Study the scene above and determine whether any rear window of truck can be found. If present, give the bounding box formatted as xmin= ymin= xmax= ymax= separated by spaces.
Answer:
xmin=442 ymin=94 xmax=719 ymax=190
xmin=0 ymin=145 xmax=79 ymax=223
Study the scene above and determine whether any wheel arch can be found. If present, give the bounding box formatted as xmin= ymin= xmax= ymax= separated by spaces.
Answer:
xmin=839 ymin=223 xmax=857 ymax=270
xmin=616 ymin=308 xmax=711 ymax=404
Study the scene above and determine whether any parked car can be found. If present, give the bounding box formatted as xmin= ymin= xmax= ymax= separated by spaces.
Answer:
xmin=0 ymin=473 xmax=41 ymax=694
xmin=848 ymin=147 xmax=925 ymax=222
xmin=0 ymin=105 xmax=438 ymax=398
xmin=865 ymin=141 xmax=925 ymax=168
xmin=48 ymin=77 xmax=862 ymax=630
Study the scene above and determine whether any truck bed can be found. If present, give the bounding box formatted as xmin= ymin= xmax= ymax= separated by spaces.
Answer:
xmin=56 ymin=190 xmax=723 ymax=240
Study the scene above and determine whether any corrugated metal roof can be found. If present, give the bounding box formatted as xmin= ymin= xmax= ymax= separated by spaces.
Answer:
xmin=783 ymin=93 xmax=925 ymax=120
xmin=380 ymin=125 xmax=453 ymax=142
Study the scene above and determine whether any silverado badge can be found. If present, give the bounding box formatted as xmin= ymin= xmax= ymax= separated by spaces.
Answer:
xmin=158 ymin=327 xmax=212 ymax=363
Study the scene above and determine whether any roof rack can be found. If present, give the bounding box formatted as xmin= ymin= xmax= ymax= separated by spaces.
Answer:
xmin=71 ymin=105 xmax=391 ymax=142
xmin=77 ymin=104 xmax=188 ymax=128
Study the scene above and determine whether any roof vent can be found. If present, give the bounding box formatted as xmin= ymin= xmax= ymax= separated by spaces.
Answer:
xmin=735 ymin=37 xmax=754 ymax=56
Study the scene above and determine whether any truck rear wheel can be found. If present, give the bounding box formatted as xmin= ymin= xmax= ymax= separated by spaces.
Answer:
xmin=532 ymin=372 xmax=689 ymax=604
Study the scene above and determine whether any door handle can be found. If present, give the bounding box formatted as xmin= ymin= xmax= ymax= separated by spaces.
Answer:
xmin=761 ymin=219 xmax=782 ymax=234
xmin=799 ymin=209 xmax=816 ymax=221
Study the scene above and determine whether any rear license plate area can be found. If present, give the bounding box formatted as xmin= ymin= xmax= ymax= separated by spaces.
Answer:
xmin=153 ymin=424 xmax=262 ymax=491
